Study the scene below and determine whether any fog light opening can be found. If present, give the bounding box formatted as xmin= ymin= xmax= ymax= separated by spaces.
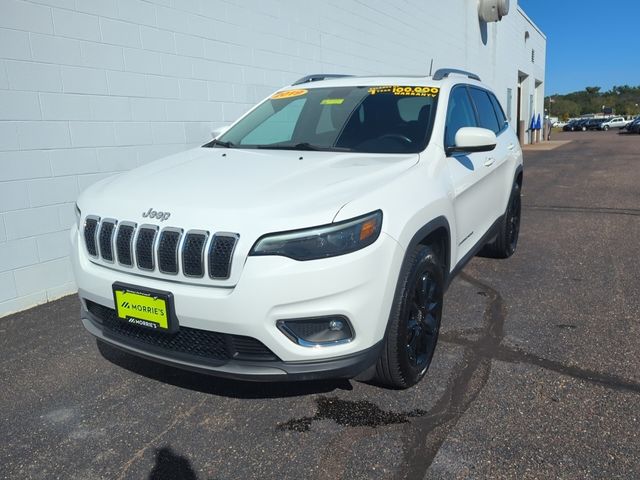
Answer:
xmin=277 ymin=316 xmax=354 ymax=347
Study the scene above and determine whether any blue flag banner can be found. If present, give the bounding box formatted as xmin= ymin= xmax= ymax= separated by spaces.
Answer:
xmin=530 ymin=114 xmax=536 ymax=130
xmin=535 ymin=113 xmax=542 ymax=130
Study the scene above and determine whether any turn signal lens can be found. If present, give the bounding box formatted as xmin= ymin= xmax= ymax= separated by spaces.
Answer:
xmin=359 ymin=219 xmax=378 ymax=241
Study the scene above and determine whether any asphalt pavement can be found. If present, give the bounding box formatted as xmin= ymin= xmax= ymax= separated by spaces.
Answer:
xmin=1 ymin=129 xmax=639 ymax=479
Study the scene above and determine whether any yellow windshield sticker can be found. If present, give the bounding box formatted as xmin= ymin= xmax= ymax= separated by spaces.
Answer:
xmin=320 ymin=98 xmax=345 ymax=105
xmin=271 ymin=89 xmax=308 ymax=99
xmin=368 ymin=86 xmax=440 ymax=97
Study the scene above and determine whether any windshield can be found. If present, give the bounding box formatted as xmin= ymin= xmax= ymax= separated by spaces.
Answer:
xmin=215 ymin=85 xmax=440 ymax=154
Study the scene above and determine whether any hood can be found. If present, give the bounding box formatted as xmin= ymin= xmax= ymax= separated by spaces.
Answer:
xmin=79 ymin=147 xmax=419 ymax=231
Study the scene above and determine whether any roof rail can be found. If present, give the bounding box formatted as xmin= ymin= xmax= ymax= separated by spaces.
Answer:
xmin=291 ymin=74 xmax=353 ymax=86
xmin=432 ymin=68 xmax=481 ymax=82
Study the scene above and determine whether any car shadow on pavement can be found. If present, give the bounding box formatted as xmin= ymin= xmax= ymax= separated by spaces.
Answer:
xmin=96 ymin=340 xmax=354 ymax=399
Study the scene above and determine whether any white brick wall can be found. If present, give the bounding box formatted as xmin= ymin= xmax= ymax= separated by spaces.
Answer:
xmin=0 ymin=0 xmax=544 ymax=317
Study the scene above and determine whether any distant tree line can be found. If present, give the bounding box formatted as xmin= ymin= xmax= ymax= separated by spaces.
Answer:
xmin=546 ymin=85 xmax=640 ymax=119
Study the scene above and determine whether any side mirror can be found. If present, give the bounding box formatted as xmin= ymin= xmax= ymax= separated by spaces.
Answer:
xmin=448 ymin=127 xmax=497 ymax=154
xmin=211 ymin=125 xmax=230 ymax=139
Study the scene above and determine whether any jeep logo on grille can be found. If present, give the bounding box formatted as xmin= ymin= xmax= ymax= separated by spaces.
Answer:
xmin=142 ymin=208 xmax=171 ymax=222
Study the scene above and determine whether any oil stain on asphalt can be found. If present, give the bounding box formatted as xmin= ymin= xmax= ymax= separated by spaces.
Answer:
xmin=278 ymin=396 xmax=427 ymax=432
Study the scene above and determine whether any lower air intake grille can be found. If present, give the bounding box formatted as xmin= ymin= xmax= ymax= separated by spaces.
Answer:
xmin=85 ymin=301 xmax=278 ymax=363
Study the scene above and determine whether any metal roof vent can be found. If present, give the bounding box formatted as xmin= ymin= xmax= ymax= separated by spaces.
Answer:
xmin=478 ymin=0 xmax=510 ymax=22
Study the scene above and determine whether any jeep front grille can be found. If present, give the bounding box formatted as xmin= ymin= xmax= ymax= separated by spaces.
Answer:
xmin=157 ymin=229 xmax=182 ymax=274
xmin=209 ymin=234 xmax=238 ymax=279
xmin=84 ymin=216 xmax=99 ymax=257
xmin=136 ymin=226 xmax=158 ymax=271
xmin=83 ymin=217 xmax=238 ymax=280
xmin=116 ymin=223 xmax=135 ymax=266
xmin=182 ymin=231 xmax=208 ymax=277
xmin=98 ymin=219 xmax=116 ymax=262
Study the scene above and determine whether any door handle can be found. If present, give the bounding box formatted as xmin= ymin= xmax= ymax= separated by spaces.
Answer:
xmin=507 ymin=143 xmax=515 ymax=151
xmin=484 ymin=157 xmax=495 ymax=167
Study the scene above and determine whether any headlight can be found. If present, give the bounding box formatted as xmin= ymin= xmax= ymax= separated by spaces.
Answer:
xmin=250 ymin=210 xmax=382 ymax=261
xmin=75 ymin=203 xmax=81 ymax=229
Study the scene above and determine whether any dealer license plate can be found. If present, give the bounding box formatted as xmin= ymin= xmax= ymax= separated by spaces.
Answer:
xmin=112 ymin=282 xmax=176 ymax=333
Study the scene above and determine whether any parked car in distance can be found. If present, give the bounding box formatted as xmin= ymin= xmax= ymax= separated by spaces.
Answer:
xmin=572 ymin=119 xmax=590 ymax=132
xmin=586 ymin=118 xmax=607 ymax=131
xmin=627 ymin=118 xmax=640 ymax=134
xmin=599 ymin=117 xmax=629 ymax=130
xmin=624 ymin=117 xmax=640 ymax=132
xmin=563 ymin=120 xmax=580 ymax=131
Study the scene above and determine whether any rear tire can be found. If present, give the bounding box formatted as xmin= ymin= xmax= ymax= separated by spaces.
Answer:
xmin=480 ymin=181 xmax=521 ymax=259
xmin=375 ymin=245 xmax=443 ymax=389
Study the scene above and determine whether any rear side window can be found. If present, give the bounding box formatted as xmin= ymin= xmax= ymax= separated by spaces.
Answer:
xmin=445 ymin=86 xmax=477 ymax=148
xmin=469 ymin=88 xmax=500 ymax=134
xmin=488 ymin=93 xmax=508 ymax=129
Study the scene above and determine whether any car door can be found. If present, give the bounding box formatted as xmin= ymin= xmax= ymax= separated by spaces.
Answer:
xmin=444 ymin=85 xmax=497 ymax=263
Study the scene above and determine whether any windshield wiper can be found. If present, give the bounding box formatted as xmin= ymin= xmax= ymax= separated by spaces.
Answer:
xmin=257 ymin=142 xmax=353 ymax=152
xmin=203 ymin=139 xmax=235 ymax=148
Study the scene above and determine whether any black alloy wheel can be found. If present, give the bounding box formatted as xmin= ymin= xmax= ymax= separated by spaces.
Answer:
xmin=504 ymin=183 xmax=522 ymax=255
xmin=375 ymin=245 xmax=443 ymax=389
xmin=404 ymin=270 xmax=440 ymax=371
xmin=479 ymin=181 xmax=522 ymax=259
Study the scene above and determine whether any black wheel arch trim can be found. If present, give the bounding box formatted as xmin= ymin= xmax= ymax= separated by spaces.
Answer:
xmin=514 ymin=164 xmax=524 ymax=186
xmin=381 ymin=216 xmax=451 ymax=340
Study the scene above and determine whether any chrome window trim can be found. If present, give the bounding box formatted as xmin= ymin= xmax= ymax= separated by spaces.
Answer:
xmin=158 ymin=227 xmax=183 ymax=276
xmin=84 ymin=215 xmax=101 ymax=258
xmin=135 ymin=224 xmax=159 ymax=272
xmin=115 ymin=221 xmax=137 ymax=268
xmin=208 ymin=232 xmax=240 ymax=280
xmin=181 ymin=229 xmax=209 ymax=278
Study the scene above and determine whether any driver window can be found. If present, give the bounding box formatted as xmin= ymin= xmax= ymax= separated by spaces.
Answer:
xmin=444 ymin=86 xmax=477 ymax=149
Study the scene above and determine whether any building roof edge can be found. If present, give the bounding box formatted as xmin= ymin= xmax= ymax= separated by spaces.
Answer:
xmin=517 ymin=5 xmax=547 ymax=40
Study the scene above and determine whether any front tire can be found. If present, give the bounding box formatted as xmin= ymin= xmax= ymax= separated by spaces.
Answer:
xmin=480 ymin=181 xmax=522 ymax=259
xmin=603 ymin=125 xmax=609 ymax=131
xmin=375 ymin=245 xmax=443 ymax=389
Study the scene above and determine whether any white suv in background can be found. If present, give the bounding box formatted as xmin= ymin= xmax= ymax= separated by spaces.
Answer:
xmin=72 ymin=69 xmax=523 ymax=389
xmin=599 ymin=117 xmax=629 ymax=130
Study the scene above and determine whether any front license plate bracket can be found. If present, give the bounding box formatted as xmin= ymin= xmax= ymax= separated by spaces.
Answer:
xmin=112 ymin=282 xmax=178 ymax=334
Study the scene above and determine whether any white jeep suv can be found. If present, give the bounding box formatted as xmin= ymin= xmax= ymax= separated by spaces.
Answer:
xmin=72 ymin=69 xmax=523 ymax=388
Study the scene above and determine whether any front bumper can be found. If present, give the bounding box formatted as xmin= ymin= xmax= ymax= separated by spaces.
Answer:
xmin=72 ymin=225 xmax=404 ymax=378
xmin=83 ymin=304 xmax=383 ymax=381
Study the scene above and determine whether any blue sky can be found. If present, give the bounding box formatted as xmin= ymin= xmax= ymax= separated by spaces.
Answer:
xmin=518 ymin=0 xmax=640 ymax=95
